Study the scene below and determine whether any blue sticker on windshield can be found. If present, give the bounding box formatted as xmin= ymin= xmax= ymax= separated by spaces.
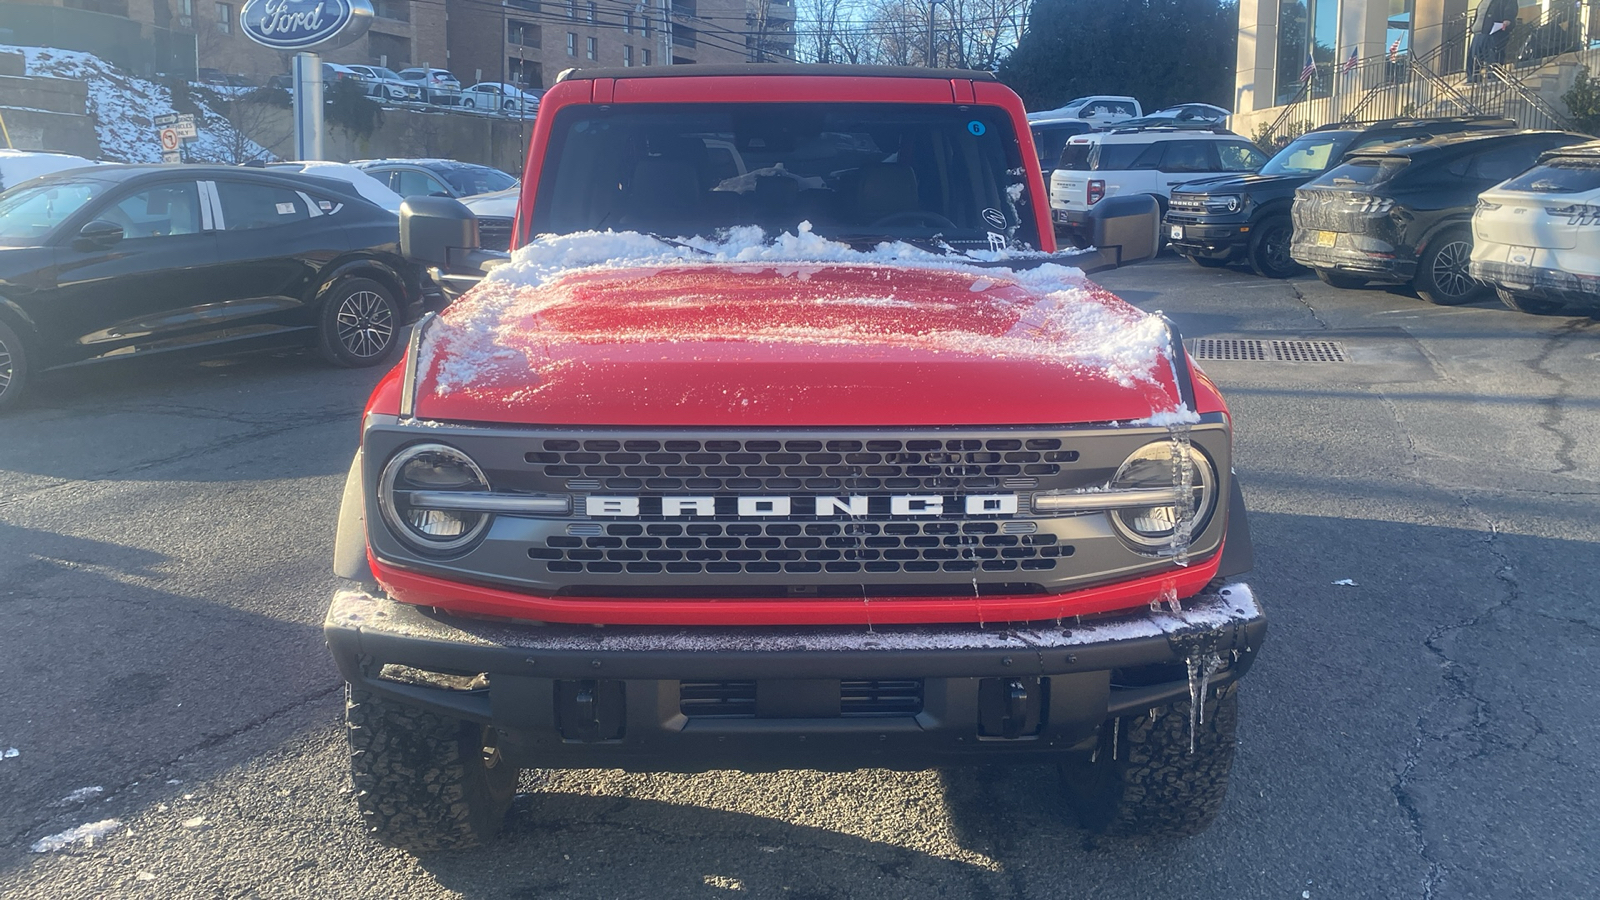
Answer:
xmin=967 ymin=120 xmax=986 ymax=136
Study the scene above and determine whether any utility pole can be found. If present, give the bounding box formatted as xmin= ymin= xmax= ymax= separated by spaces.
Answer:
xmin=927 ymin=0 xmax=940 ymax=67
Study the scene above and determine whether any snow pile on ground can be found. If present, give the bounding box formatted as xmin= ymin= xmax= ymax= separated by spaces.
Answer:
xmin=51 ymin=786 xmax=104 ymax=807
xmin=30 ymin=819 xmax=121 ymax=852
xmin=421 ymin=223 xmax=1176 ymax=398
xmin=0 ymin=44 xmax=269 ymax=164
xmin=0 ymin=149 xmax=97 ymax=190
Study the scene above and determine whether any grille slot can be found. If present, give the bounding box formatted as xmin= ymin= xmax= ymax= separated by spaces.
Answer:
xmin=526 ymin=437 xmax=1078 ymax=493
xmin=476 ymin=216 xmax=514 ymax=253
xmin=1191 ymin=338 xmax=1266 ymax=361
xmin=679 ymin=680 xmax=923 ymax=718
xmin=530 ymin=521 xmax=1072 ymax=576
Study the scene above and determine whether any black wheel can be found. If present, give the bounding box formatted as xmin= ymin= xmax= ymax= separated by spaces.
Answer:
xmin=346 ymin=686 xmax=518 ymax=853
xmin=1247 ymin=216 xmax=1301 ymax=278
xmin=1060 ymin=687 xmax=1238 ymax=837
xmin=462 ymin=97 xmax=476 ymax=109
xmin=0 ymin=319 xmax=29 ymax=413
xmin=1314 ymin=268 xmax=1367 ymax=290
xmin=1185 ymin=255 xmax=1229 ymax=268
xmin=1496 ymin=287 xmax=1564 ymax=315
xmin=1415 ymin=228 xmax=1487 ymax=305
xmin=318 ymin=277 xmax=402 ymax=367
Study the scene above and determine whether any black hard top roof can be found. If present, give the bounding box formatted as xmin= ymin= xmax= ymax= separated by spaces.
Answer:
xmin=556 ymin=64 xmax=997 ymax=83
xmin=1347 ymin=129 xmax=1578 ymax=157
xmin=1310 ymin=115 xmax=1519 ymax=136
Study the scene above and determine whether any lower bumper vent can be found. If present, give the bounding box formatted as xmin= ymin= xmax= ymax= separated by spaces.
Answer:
xmin=680 ymin=679 xmax=924 ymax=718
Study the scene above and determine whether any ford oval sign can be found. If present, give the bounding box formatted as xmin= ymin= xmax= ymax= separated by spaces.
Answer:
xmin=240 ymin=0 xmax=373 ymax=52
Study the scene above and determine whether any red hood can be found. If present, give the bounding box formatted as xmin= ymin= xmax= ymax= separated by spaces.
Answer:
xmin=414 ymin=263 xmax=1183 ymax=427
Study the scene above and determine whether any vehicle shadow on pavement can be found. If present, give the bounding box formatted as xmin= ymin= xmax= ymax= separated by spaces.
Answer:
xmin=0 ymin=521 xmax=336 ymax=859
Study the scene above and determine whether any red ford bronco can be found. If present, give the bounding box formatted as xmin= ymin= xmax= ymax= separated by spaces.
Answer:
xmin=324 ymin=65 xmax=1263 ymax=852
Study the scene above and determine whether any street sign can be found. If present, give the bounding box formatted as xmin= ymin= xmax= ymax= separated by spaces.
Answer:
xmin=161 ymin=149 xmax=182 ymax=164
xmin=159 ymin=128 xmax=180 ymax=152
xmin=154 ymin=113 xmax=198 ymax=139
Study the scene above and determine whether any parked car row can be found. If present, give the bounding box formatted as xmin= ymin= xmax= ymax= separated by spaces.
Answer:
xmin=1040 ymin=112 xmax=1600 ymax=317
xmin=263 ymin=65 xmax=541 ymax=115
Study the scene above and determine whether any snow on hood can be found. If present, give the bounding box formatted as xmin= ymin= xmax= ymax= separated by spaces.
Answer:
xmin=416 ymin=224 xmax=1189 ymax=424
xmin=0 ymin=150 xmax=97 ymax=191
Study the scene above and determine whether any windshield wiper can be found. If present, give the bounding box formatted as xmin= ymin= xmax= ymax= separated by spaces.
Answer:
xmin=645 ymin=233 xmax=712 ymax=255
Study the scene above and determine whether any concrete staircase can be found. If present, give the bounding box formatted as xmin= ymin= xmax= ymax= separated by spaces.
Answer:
xmin=0 ymin=51 xmax=100 ymax=158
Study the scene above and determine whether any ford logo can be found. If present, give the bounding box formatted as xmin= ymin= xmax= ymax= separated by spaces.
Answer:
xmin=240 ymin=0 xmax=373 ymax=52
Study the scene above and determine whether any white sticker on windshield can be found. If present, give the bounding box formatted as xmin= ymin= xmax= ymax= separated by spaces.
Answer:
xmin=276 ymin=202 xmax=295 ymax=215
xmin=988 ymin=231 xmax=1008 ymax=253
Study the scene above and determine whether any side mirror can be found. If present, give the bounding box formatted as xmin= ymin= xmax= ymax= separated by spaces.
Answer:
xmin=1087 ymin=193 xmax=1161 ymax=266
xmin=74 ymin=220 xmax=124 ymax=250
xmin=400 ymin=196 xmax=508 ymax=303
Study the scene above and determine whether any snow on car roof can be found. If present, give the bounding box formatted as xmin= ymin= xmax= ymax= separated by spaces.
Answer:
xmin=269 ymin=162 xmax=403 ymax=213
xmin=0 ymin=150 xmax=99 ymax=191
xmin=420 ymin=223 xmax=1185 ymax=409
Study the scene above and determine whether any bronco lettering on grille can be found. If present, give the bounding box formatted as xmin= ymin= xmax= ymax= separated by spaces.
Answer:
xmin=585 ymin=494 xmax=1019 ymax=517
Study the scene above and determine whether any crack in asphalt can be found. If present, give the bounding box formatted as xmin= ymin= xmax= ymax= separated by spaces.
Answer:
xmin=1523 ymin=320 xmax=1592 ymax=474
xmin=1286 ymin=281 xmax=1332 ymax=331
xmin=0 ymin=682 xmax=344 ymax=853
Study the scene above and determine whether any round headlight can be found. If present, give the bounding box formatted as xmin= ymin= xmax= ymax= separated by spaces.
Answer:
xmin=378 ymin=443 xmax=492 ymax=554
xmin=1109 ymin=441 xmax=1218 ymax=552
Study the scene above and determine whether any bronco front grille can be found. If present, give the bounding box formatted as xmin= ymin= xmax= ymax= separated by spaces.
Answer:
xmin=531 ymin=521 xmax=1071 ymax=576
xmin=527 ymin=437 xmax=1079 ymax=494
xmin=1169 ymin=194 xmax=1206 ymax=213
xmin=477 ymin=216 xmax=514 ymax=253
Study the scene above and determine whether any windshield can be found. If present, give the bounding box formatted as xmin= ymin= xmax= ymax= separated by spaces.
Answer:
xmin=1320 ymin=156 xmax=1410 ymax=188
xmin=531 ymin=102 xmax=1039 ymax=253
xmin=1260 ymin=134 xmax=1351 ymax=176
xmin=1499 ymin=160 xmax=1600 ymax=193
xmin=0 ymin=180 xmax=104 ymax=245
xmin=1056 ymin=141 xmax=1145 ymax=172
xmin=370 ymin=67 xmax=401 ymax=80
xmin=441 ymin=165 xmax=518 ymax=196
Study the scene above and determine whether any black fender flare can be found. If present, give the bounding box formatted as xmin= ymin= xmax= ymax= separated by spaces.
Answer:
xmin=1415 ymin=216 xmax=1474 ymax=257
xmin=333 ymin=450 xmax=376 ymax=585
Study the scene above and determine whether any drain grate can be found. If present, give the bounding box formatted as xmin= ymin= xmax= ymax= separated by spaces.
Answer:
xmin=1191 ymin=338 xmax=1349 ymax=363
xmin=1191 ymin=339 xmax=1267 ymax=361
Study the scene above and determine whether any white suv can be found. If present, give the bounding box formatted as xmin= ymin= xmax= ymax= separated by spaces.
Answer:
xmin=1049 ymin=125 xmax=1267 ymax=244
xmin=1470 ymin=140 xmax=1600 ymax=315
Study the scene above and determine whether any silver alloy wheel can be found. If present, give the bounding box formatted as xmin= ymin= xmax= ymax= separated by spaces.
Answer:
xmin=0 ymin=337 xmax=11 ymax=396
xmin=1431 ymin=239 xmax=1475 ymax=299
xmin=335 ymin=290 xmax=395 ymax=359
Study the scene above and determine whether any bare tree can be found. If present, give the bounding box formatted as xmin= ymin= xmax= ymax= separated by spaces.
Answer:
xmin=195 ymin=89 xmax=291 ymax=164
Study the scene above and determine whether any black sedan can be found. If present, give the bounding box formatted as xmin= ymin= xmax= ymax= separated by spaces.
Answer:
xmin=1289 ymin=129 xmax=1587 ymax=304
xmin=0 ymin=165 xmax=425 ymax=411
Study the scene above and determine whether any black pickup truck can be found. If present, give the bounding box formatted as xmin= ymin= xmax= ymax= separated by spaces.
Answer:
xmin=1164 ymin=117 xmax=1516 ymax=278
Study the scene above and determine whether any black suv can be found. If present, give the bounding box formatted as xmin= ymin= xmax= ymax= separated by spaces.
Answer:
xmin=1290 ymin=129 xmax=1586 ymax=304
xmin=1165 ymin=117 xmax=1517 ymax=278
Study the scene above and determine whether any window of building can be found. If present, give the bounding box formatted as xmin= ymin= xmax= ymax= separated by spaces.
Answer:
xmin=641 ymin=47 xmax=650 ymax=65
xmin=216 ymin=2 xmax=232 ymax=33
xmin=181 ymin=0 xmax=192 ymax=15
xmin=565 ymin=0 xmax=575 ymax=17
xmin=508 ymin=19 xmax=541 ymax=48
xmin=587 ymin=36 xmax=597 ymax=59
xmin=624 ymin=45 xmax=633 ymax=66
xmin=674 ymin=24 xmax=696 ymax=48
xmin=509 ymin=57 xmax=544 ymax=89
xmin=587 ymin=2 xmax=596 ymax=21
xmin=371 ymin=0 xmax=409 ymax=21
xmin=643 ymin=10 xmax=652 ymax=37
xmin=506 ymin=0 xmax=539 ymax=10
xmin=64 ymin=0 xmax=130 ymax=16
xmin=1275 ymin=0 xmax=1339 ymax=104
xmin=567 ymin=32 xmax=577 ymax=55
xmin=369 ymin=32 xmax=411 ymax=68
xmin=624 ymin=11 xmax=633 ymax=32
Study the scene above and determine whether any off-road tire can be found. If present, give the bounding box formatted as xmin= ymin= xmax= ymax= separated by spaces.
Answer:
xmin=317 ymin=277 xmax=402 ymax=368
xmin=1314 ymin=268 xmax=1367 ymax=290
xmin=1248 ymin=216 xmax=1301 ymax=279
xmin=0 ymin=319 xmax=30 ymax=413
xmin=1185 ymin=255 xmax=1229 ymax=268
xmin=1496 ymin=287 xmax=1564 ymax=316
xmin=345 ymin=686 xmax=518 ymax=853
xmin=1059 ymin=686 xmax=1238 ymax=838
xmin=1415 ymin=227 xmax=1488 ymax=305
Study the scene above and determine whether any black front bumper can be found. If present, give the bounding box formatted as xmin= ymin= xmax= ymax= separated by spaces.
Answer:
xmin=1164 ymin=213 xmax=1250 ymax=260
xmin=1290 ymin=240 xmax=1416 ymax=283
xmin=325 ymin=582 xmax=1266 ymax=771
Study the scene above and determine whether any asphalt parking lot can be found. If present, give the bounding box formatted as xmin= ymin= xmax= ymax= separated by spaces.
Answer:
xmin=1 ymin=255 xmax=1597 ymax=899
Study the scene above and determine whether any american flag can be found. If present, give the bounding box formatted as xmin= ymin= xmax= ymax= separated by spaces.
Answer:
xmin=1300 ymin=52 xmax=1316 ymax=83
xmin=1343 ymin=46 xmax=1359 ymax=72
xmin=1388 ymin=37 xmax=1403 ymax=61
